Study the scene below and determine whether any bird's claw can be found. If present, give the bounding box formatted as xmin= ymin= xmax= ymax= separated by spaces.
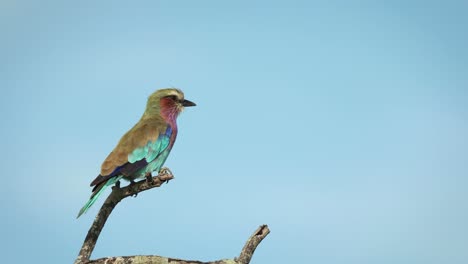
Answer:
xmin=127 ymin=180 xmax=138 ymax=197
xmin=159 ymin=167 xmax=173 ymax=184
xmin=145 ymin=172 xmax=154 ymax=185
xmin=129 ymin=179 xmax=137 ymax=186
xmin=159 ymin=167 xmax=173 ymax=176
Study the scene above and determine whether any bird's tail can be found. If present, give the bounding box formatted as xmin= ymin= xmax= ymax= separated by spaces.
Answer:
xmin=77 ymin=176 xmax=123 ymax=218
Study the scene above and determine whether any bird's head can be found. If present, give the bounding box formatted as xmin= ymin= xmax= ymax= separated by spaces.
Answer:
xmin=144 ymin=88 xmax=196 ymax=120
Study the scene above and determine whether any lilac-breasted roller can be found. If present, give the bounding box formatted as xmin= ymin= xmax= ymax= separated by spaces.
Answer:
xmin=77 ymin=88 xmax=195 ymax=218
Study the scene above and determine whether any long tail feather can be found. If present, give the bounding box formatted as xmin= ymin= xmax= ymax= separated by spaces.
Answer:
xmin=77 ymin=176 xmax=123 ymax=218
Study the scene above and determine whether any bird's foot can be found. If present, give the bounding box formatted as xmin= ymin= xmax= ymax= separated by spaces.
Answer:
xmin=158 ymin=167 xmax=173 ymax=184
xmin=111 ymin=180 xmax=121 ymax=191
xmin=129 ymin=180 xmax=138 ymax=197
xmin=145 ymin=172 xmax=154 ymax=185
xmin=159 ymin=167 xmax=173 ymax=176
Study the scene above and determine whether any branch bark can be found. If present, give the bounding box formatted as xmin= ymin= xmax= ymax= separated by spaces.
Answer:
xmin=75 ymin=172 xmax=269 ymax=264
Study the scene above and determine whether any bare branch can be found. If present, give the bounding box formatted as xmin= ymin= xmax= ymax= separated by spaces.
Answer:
xmin=74 ymin=173 xmax=174 ymax=264
xmin=75 ymin=172 xmax=269 ymax=264
xmin=236 ymin=225 xmax=270 ymax=264
xmin=87 ymin=255 xmax=235 ymax=264
xmin=85 ymin=225 xmax=270 ymax=264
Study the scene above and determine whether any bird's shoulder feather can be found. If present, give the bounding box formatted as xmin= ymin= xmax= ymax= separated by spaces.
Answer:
xmin=100 ymin=116 xmax=168 ymax=176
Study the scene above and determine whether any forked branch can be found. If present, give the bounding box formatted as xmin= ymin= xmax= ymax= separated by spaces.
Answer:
xmin=74 ymin=172 xmax=269 ymax=264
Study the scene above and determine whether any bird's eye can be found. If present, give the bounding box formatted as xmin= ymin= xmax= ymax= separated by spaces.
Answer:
xmin=168 ymin=95 xmax=178 ymax=101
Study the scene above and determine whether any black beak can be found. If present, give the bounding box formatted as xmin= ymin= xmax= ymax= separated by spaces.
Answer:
xmin=182 ymin=99 xmax=196 ymax=107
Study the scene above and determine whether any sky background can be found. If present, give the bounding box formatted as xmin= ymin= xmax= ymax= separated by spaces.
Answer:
xmin=1 ymin=1 xmax=467 ymax=263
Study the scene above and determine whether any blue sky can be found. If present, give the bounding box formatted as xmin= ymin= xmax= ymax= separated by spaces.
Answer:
xmin=1 ymin=1 xmax=467 ymax=263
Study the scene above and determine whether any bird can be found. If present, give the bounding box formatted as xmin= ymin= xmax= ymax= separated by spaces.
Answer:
xmin=77 ymin=88 xmax=196 ymax=218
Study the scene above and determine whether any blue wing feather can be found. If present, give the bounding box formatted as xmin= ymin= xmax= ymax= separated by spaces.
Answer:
xmin=90 ymin=126 xmax=172 ymax=189
xmin=129 ymin=126 xmax=171 ymax=164
xmin=80 ymin=125 xmax=174 ymax=218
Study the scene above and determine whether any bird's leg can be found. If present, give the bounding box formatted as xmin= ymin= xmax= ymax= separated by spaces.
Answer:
xmin=159 ymin=167 xmax=173 ymax=184
xmin=145 ymin=172 xmax=154 ymax=184
xmin=111 ymin=180 xmax=121 ymax=192
xmin=128 ymin=179 xmax=138 ymax=197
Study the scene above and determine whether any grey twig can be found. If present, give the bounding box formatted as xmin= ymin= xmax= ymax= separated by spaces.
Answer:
xmin=74 ymin=172 xmax=269 ymax=264
xmin=236 ymin=225 xmax=270 ymax=264
xmin=74 ymin=173 xmax=174 ymax=264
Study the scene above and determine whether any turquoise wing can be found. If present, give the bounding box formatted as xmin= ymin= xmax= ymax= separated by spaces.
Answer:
xmin=128 ymin=126 xmax=172 ymax=164
xmin=79 ymin=126 xmax=174 ymax=218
